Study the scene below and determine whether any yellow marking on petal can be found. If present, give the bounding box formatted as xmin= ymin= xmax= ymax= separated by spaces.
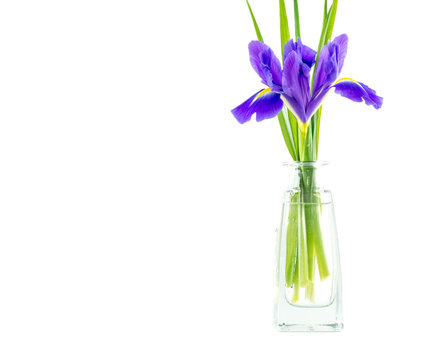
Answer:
xmin=297 ymin=120 xmax=308 ymax=134
xmin=334 ymin=77 xmax=360 ymax=85
xmin=254 ymin=87 xmax=271 ymax=100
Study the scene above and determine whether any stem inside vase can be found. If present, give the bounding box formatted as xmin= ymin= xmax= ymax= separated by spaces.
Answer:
xmin=285 ymin=165 xmax=330 ymax=303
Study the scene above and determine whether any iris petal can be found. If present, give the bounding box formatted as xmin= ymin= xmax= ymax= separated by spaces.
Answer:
xmin=312 ymin=34 xmax=348 ymax=94
xmin=333 ymin=80 xmax=383 ymax=109
xmin=332 ymin=34 xmax=348 ymax=74
xmin=313 ymin=45 xmax=338 ymax=94
xmin=253 ymin=91 xmax=284 ymax=121
xmin=284 ymin=38 xmax=317 ymax=68
xmin=248 ymin=41 xmax=283 ymax=90
xmin=306 ymin=78 xmax=383 ymax=120
xmin=283 ymin=40 xmax=296 ymax=62
xmin=281 ymin=50 xmax=309 ymax=123
xmin=301 ymin=44 xmax=317 ymax=68
xmin=231 ymin=89 xmax=284 ymax=124
xmin=279 ymin=93 xmax=307 ymax=126
xmin=306 ymin=84 xmax=331 ymax=119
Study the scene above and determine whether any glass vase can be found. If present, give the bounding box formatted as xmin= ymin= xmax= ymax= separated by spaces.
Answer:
xmin=273 ymin=161 xmax=343 ymax=332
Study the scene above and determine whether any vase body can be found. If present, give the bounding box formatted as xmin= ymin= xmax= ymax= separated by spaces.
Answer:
xmin=273 ymin=162 xmax=343 ymax=331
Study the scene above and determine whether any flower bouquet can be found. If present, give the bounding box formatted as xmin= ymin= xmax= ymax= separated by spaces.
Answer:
xmin=231 ymin=0 xmax=382 ymax=331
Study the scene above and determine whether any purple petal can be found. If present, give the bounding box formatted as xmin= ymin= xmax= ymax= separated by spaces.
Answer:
xmin=332 ymin=34 xmax=348 ymax=74
xmin=283 ymin=38 xmax=317 ymax=68
xmin=301 ymin=44 xmax=317 ymax=68
xmin=253 ymin=91 xmax=284 ymax=121
xmin=280 ymin=93 xmax=308 ymax=124
xmin=281 ymin=51 xmax=310 ymax=123
xmin=306 ymin=79 xmax=383 ymax=119
xmin=359 ymin=82 xmax=383 ymax=109
xmin=231 ymin=90 xmax=284 ymax=124
xmin=306 ymin=85 xmax=330 ymax=119
xmin=283 ymin=40 xmax=296 ymax=62
xmin=333 ymin=80 xmax=383 ymax=109
xmin=282 ymin=52 xmax=300 ymax=99
xmin=248 ymin=41 xmax=283 ymax=90
xmin=312 ymin=41 xmax=340 ymax=93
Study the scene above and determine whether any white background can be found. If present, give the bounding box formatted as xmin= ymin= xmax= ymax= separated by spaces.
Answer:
xmin=0 ymin=0 xmax=420 ymax=359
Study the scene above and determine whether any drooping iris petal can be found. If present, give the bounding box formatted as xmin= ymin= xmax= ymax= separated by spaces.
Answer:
xmin=248 ymin=41 xmax=283 ymax=91
xmin=333 ymin=80 xmax=383 ymax=109
xmin=281 ymin=50 xmax=310 ymax=123
xmin=253 ymin=91 xmax=284 ymax=121
xmin=284 ymin=38 xmax=317 ymax=68
xmin=231 ymin=90 xmax=262 ymax=124
xmin=231 ymin=89 xmax=284 ymax=124
xmin=306 ymin=79 xmax=383 ymax=120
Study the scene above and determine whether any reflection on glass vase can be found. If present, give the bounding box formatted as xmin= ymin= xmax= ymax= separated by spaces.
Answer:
xmin=273 ymin=162 xmax=343 ymax=332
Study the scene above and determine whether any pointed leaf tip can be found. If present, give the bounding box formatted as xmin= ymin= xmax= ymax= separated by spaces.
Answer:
xmin=246 ymin=0 xmax=264 ymax=42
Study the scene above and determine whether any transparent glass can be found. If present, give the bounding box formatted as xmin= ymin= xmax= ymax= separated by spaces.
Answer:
xmin=273 ymin=162 xmax=343 ymax=331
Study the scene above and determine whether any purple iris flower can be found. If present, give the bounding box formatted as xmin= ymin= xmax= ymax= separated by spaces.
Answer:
xmin=231 ymin=34 xmax=383 ymax=129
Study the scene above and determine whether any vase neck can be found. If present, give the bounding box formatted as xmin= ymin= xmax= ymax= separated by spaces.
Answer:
xmin=283 ymin=161 xmax=329 ymax=191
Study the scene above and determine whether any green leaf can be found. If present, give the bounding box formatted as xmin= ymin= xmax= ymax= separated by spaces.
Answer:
xmin=278 ymin=110 xmax=298 ymax=161
xmin=279 ymin=0 xmax=299 ymax=160
xmin=323 ymin=0 xmax=328 ymax=24
xmin=324 ymin=0 xmax=338 ymax=43
xmin=293 ymin=0 xmax=301 ymax=40
xmin=315 ymin=107 xmax=322 ymax=157
xmin=279 ymin=0 xmax=291 ymax=57
xmin=318 ymin=0 xmax=338 ymax=57
xmin=311 ymin=0 xmax=338 ymax=92
xmin=309 ymin=1 xmax=338 ymax=154
xmin=308 ymin=110 xmax=319 ymax=160
xmin=301 ymin=106 xmax=323 ymax=161
xmin=288 ymin=111 xmax=298 ymax=159
xmin=302 ymin=124 xmax=315 ymax=161
xmin=246 ymin=0 xmax=264 ymax=42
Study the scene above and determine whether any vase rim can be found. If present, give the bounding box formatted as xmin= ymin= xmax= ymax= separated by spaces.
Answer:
xmin=282 ymin=160 xmax=329 ymax=168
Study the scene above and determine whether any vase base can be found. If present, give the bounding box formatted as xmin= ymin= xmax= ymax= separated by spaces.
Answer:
xmin=275 ymin=322 xmax=343 ymax=332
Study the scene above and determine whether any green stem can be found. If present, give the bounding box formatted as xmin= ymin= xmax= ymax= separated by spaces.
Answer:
xmin=298 ymin=128 xmax=306 ymax=161
xmin=292 ymin=260 xmax=300 ymax=303
xmin=297 ymin=195 xmax=308 ymax=288
xmin=307 ymin=219 xmax=316 ymax=282
xmin=284 ymin=165 xmax=331 ymax=303
xmin=285 ymin=193 xmax=299 ymax=287
xmin=278 ymin=109 xmax=298 ymax=161
xmin=305 ymin=279 xmax=315 ymax=302
xmin=301 ymin=166 xmax=330 ymax=281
